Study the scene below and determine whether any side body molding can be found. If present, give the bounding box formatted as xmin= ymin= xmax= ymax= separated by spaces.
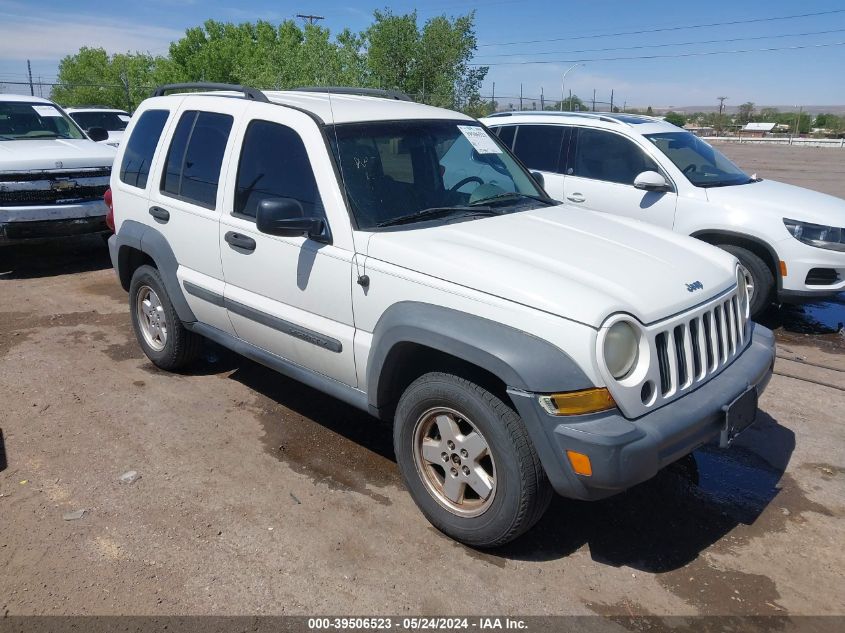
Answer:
xmin=109 ymin=220 xmax=196 ymax=323
xmin=366 ymin=302 xmax=593 ymax=411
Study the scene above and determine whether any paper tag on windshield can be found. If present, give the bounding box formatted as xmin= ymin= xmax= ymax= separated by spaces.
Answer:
xmin=118 ymin=114 xmax=130 ymax=122
xmin=457 ymin=125 xmax=502 ymax=154
xmin=32 ymin=105 xmax=62 ymax=117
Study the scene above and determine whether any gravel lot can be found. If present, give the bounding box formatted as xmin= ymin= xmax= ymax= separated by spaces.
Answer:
xmin=1 ymin=144 xmax=843 ymax=619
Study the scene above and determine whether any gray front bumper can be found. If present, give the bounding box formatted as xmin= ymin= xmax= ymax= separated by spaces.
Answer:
xmin=511 ymin=324 xmax=776 ymax=500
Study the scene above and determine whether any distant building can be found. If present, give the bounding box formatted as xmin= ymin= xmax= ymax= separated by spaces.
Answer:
xmin=741 ymin=122 xmax=776 ymax=137
xmin=683 ymin=123 xmax=715 ymax=137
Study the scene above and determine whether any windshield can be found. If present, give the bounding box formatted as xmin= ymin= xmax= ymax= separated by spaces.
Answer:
xmin=328 ymin=120 xmax=547 ymax=229
xmin=69 ymin=110 xmax=129 ymax=132
xmin=0 ymin=101 xmax=86 ymax=141
xmin=645 ymin=131 xmax=751 ymax=187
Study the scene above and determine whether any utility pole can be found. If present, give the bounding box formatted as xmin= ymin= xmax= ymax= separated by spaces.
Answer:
xmin=519 ymin=84 xmax=523 ymax=111
xmin=592 ymin=89 xmax=596 ymax=112
xmin=491 ymin=81 xmax=495 ymax=113
xmin=27 ymin=59 xmax=34 ymax=96
xmin=296 ymin=14 xmax=325 ymax=25
xmin=120 ymin=70 xmax=132 ymax=113
xmin=540 ymin=86 xmax=544 ymax=110
xmin=623 ymin=100 xmax=627 ymax=113
xmin=610 ymin=89 xmax=614 ymax=112
xmin=717 ymin=96 xmax=728 ymax=134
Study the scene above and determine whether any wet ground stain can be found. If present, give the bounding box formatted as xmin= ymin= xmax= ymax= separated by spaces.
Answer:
xmin=103 ymin=338 xmax=144 ymax=362
xmin=81 ymin=277 xmax=126 ymax=303
xmin=222 ymin=357 xmax=399 ymax=504
xmin=0 ymin=310 xmax=129 ymax=358
xmin=760 ymin=294 xmax=845 ymax=353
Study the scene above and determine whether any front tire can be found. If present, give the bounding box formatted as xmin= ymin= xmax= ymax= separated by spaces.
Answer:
xmin=717 ymin=244 xmax=774 ymax=318
xmin=129 ymin=265 xmax=201 ymax=370
xmin=394 ymin=372 xmax=551 ymax=548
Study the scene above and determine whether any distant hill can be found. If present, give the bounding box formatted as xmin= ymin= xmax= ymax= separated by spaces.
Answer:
xmin=644 ymin=105 xmax=845 ymax=115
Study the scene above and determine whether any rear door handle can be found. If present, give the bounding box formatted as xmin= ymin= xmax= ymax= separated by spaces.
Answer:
xmin=224 ymin=231 xmax=256 ymax=252
xmin=149 ymin=206 xmax=170 ymax=222
xmin=566 ymin=193 xmax=585 ymax=203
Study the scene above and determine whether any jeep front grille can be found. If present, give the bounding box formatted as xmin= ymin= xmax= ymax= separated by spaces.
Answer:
xmin=599 ymin=285 xmax=750 ymax=419
xmin=654 ymin=291 xmax=747 ymax=398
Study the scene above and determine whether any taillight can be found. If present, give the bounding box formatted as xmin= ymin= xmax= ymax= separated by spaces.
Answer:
xmin=104 ymin=187 xmax=114 ymax=232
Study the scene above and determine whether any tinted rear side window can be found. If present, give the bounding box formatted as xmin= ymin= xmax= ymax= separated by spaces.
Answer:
xmin=512 ymin=125 xmax=565 ymax=173
xmin=494 ymin=125 xmax=516 ymax=149
xmin=119 ymin=109 xmax=169 ymax=188
xmin=161 ymin=111 xmax=233 ymax=209
xmin=234 ymin=120 xmax=324 ymax=219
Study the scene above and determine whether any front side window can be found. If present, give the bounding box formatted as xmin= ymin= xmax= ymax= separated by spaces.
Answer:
xmin=161 ymin=111 xmax=233 ymax=208
xmin=570 ymin=128 xmax=659 ymax=185
xmin=70 ymin=111 xmax=129 ymax=132
xmin=0 ymin=101 xmax=85 ymax=141
xmin=234 ymin=120 xmax=324 ymax=219
xmin=645 ymin=131 xmax=751 ymax=188
xmin=120 ymin=109 xmax=168 ymax=188
xmin=329 ymin=120 xmax=547 ymax=229
xmin=512 ymin=125 xmax=565 ymax=173
xmin=494 ymin=125 xmax=516 ymax=149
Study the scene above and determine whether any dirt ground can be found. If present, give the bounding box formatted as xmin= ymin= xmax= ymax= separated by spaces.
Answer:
xmin=0 ymin=144 xmax=843 ymax=619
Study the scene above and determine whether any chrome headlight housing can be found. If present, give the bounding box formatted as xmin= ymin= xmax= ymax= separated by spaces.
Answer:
xmin=736 ymin=265 xmax=750 ymax=317
xmin=783 ymin=218 xmax=845 ymax=252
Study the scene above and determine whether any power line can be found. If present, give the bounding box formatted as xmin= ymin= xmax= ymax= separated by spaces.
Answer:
xmin=477 ymin=8 xmax=845 ymax=47
xmin=475 ymin=27 xmax=845 ymax=59
xmin=470 ymin=40 xmax=845 ymax=66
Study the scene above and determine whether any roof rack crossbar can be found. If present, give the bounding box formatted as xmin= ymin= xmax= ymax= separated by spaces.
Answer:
xmin=292 ymin=86 xmax=412 ymax=102
xmin=152 ymin=83 xmax=269 ymax=102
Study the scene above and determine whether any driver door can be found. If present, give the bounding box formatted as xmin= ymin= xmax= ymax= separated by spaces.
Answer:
xmin=562 ymin=127 xmax=678 ymax=229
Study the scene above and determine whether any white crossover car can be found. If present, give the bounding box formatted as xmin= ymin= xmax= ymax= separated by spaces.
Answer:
xmin=66 ymin=106 xmax=130 ymax=147
xmin=481 ymin=111 xmax=845 ymax=316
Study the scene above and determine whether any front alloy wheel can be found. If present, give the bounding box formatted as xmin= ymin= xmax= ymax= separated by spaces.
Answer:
xmin=413 ymin=407 xmax=496 ymax=517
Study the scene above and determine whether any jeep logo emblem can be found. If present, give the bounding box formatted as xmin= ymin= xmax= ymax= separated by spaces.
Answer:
xmin=686 ymin=281 xmax=704 ymax=292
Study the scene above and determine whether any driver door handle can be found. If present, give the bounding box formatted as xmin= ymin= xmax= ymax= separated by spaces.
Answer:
xmin=224 ymin=231 xmax=256 ymax=252
xmin=566 ymin=193 xmax=585 ymax=203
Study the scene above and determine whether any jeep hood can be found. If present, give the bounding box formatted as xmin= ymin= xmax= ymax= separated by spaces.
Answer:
xmin=705 ymin=179 xmax=845 ymax=227
xmin=0 ymin=138 xmax=116 ymax=172
xmin=365 ymin=205 xmax=738 ymax=327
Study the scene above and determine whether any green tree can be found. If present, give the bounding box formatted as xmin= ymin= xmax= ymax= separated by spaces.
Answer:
xmin=52 ymin=48 xmax=169 ymax=111
xmin=664 ymin=111 xmax=686 ymax=127
xmin=737 ymin=101 xmax=755 ymax=124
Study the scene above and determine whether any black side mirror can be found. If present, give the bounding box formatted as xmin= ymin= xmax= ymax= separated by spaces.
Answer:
xmin=86 ymin=126 xmax=109 ymax=142
xmin=256 ymin=198 xmax=327 ymax=240
xmin=531 ymin=171 xmax=545 ymax=188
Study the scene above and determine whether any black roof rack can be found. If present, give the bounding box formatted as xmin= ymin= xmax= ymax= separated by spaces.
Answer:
xmin=152 ymin=83 xmax=269 ymax=102
xmin=292 ymin=86 xmax=413 ymax=102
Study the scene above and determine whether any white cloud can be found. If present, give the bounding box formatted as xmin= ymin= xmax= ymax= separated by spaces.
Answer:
xmin=0 ymin=6 xmax=183 ymax=61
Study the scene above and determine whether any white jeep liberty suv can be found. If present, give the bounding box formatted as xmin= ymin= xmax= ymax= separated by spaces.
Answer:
xmin=108 ymin=84 xmax=775 ymax=547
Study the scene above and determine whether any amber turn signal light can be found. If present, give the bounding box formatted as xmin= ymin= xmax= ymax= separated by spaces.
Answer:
xmin=566 ymin=450 xmax=593 ymax=476
xmin=538 ymin=388 xmax=616 ymax=416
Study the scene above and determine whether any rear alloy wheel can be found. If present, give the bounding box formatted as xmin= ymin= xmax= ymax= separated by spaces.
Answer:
xmin=395 ymin=372 xmax=551 ymax=548
xmin=129 ymin=265 xmax=201 ymax=371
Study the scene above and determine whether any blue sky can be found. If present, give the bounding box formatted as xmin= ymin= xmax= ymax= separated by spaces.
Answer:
xmin=1 ymin=0 xmax=843 ymax=108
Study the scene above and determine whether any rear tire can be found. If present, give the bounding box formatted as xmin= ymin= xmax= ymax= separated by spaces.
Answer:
xmin=717 ymin=244 xmax=774 ymax=318
xmin=394 ymin=372 xmax=551 ymax=548
xmin=129 ymin=264 xmax=201 ymax=370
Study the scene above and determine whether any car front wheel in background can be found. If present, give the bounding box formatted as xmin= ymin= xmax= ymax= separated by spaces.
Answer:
xmin=129 ymin=264 xmax=201 ymax=371
xmin=717 ymin=244 xmax=774 ymax=318
xmin=394 ymin=372 xmax=552 ymax=548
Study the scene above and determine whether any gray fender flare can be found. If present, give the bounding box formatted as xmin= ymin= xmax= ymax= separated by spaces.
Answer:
xmin=366 ymin=301 xmax=593 ymax=411
xmin=113 ymin=219 xmax=196 ymax=323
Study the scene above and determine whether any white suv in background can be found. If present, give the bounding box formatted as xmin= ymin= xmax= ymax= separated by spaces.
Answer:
xmin=481 ymin=111 xmax=845 ymax=316
xmin=107 ymin=84 xmax=774 ymax=547
xmin=66 ymin=106 xmax=131 ymax=147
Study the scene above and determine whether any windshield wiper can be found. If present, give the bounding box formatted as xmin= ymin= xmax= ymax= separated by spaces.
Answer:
xmin=376 ymin=206 xmax=501 ymax=228
xmin=469 ymin=191 xmax=555 ymax=207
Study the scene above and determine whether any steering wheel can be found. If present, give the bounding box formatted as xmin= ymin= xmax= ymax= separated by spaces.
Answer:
xmin=682 ymin=164 xmax=697 ymax=175
xmin=450 ymin=176 xmax=484 ymax=192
